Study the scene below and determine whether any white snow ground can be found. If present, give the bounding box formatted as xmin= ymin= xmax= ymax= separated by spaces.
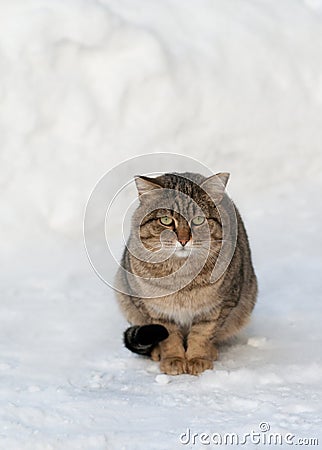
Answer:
xmin=1 ymin=0 xmax=322 ymax=449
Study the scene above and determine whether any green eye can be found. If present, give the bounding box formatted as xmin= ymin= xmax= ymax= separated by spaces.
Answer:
xmin=160 ymin=216 xmax=173 ymax=226
xmin=192 ymin=216 xmax=205 ymax=226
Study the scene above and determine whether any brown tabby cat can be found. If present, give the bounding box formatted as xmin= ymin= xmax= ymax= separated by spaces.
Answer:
xmin=115 ymin=172 xmax=257 ymax=375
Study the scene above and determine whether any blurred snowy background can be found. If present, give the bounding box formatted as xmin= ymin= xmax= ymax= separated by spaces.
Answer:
xmin=1 ymin=0 xmax=322 ymax=449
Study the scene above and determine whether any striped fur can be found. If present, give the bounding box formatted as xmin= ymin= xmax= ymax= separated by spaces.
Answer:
xmin=115 ymin=172 xmax=257 ymax=375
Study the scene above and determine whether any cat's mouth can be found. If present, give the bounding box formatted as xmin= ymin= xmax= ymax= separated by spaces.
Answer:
xmin=174 ymin=246 xmax=191 ymax=258
xmin=149 ymin=239 xmax=214 ymax=258
xmin=172 ymin=240 xmax=194 ymax=258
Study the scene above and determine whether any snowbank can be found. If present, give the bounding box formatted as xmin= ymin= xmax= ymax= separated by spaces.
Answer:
xmin=1 ymin=0 xmax=322 ymax=243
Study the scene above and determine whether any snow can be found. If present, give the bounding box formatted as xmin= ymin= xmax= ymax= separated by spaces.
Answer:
xmin=155 ymin=374 xmax=171 ymax=385
xmin=1 ymin=0 xmax=322 ymax=448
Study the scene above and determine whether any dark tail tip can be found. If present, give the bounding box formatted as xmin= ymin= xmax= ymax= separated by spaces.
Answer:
xmin=135 ymin=324 xmax=169 ymax=345
xmin=123 ymin=324 xmax=169 ymax=356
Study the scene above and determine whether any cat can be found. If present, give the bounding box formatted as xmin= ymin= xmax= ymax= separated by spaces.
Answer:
xmin=115 ymin=172 xmax=257 ymax=375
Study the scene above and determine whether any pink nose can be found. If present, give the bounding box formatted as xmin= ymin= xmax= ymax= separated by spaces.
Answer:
xmin=179 ymin=238 xmax=189 ymax=247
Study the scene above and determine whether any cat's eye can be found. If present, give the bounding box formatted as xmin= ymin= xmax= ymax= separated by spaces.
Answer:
xmin=191 ymin=216 xmax=205 ymax=226
xmin=159 ymin=216 xmax=173 ymax=226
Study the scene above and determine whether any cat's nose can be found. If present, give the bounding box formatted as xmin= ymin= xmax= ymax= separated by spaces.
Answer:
xmin=179 ymin=238 xmax=189 ymax=247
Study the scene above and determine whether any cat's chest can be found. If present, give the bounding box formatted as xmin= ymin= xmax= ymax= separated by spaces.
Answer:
xmin=146 ymin=286 xmax=221 ymax=328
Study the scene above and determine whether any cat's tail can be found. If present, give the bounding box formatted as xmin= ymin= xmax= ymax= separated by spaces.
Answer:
xmin=123 ymin=325 xmax=169 ymax=356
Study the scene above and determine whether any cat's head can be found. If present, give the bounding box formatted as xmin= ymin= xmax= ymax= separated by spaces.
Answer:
xmin=131 ymin=172 xmax=229 ymax=261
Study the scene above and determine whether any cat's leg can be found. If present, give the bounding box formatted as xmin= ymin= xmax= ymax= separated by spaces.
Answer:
xmin=156 ymin=324 xmax=186 ymax=375
xmin=185 ymin=322 xmax=218 ymax=375
xmin=151 ymin=344 xmax=161 ymax=361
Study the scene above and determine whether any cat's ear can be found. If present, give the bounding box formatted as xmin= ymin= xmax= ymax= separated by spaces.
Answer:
xmin=134 ymin=176 xmax=162 ymax=198
xmin=200 ymin=172 xmax=230 ymax=204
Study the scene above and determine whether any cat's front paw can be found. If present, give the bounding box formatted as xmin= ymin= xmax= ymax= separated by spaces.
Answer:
xmin=187 ymin=358 xmax=213 ymax=375
xmin=160 ymin=357 xmax=186 ymax=375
